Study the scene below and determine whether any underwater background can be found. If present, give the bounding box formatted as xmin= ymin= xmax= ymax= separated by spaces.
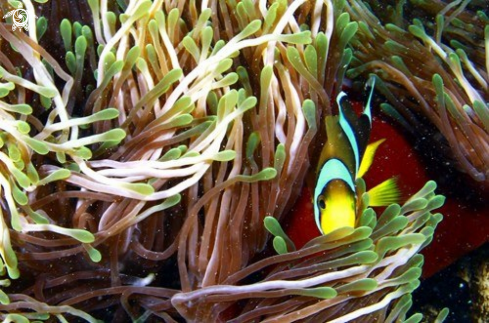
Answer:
xmin=0 ymin=0 xmax=487 ymax=322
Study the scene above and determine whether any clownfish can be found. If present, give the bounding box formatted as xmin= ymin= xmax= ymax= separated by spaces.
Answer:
xmin=314 ymin=78 xmax=400 ymax=235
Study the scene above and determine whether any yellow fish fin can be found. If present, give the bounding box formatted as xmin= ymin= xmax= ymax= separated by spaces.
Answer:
xmin=357 ymin=138 xmax=385 ymax=179
xmin=367 ymin=177 xmax=401 ymax=207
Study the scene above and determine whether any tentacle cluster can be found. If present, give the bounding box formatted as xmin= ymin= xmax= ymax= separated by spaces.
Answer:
xmin=346 ymin=0 xmax=488 ymax=183
xmin=0 ymin=0 xmax=452 ymax=322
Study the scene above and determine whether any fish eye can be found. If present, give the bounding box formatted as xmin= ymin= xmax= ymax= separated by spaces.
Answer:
xmin=318 ymin=197 xmax=326 ymax=210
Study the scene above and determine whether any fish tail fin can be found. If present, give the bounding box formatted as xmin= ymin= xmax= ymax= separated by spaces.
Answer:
xmin=357 ymin=138 xmax=385 ymax=179
xmin=367 ymin=177 xmax=401 ymax=206
xmin=363 ymin=76 xmax=375 ymax=124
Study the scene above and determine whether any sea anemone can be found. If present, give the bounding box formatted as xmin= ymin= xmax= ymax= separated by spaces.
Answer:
xmin=173 ymin=179 xmax=448 ymax=322
xmin=0 ymin=0 xmax=450 ymax=322
xmin=345 ymin=0 xmax=488 ymax=183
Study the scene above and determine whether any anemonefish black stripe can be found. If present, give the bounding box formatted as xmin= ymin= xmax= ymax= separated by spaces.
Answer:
xmin=336 ymin=78 xmax=375 ymax=176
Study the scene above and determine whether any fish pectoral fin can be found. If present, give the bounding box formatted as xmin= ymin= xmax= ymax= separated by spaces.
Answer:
xmin=367 ymin=177 xmax=401 ymax=206
xmin=357 ymin=138 xmax=385 ymax=179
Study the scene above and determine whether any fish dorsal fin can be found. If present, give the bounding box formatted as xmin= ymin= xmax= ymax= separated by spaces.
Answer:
xmin=367 ymin=177 xmax=401 ymax=206
xmin=357 ymin=139 xmax=385 ymax=179
xmin=318 ymin=116 xmax=340 ymax=171
xmin=318 ymin=116 xmax=355 ymax=174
